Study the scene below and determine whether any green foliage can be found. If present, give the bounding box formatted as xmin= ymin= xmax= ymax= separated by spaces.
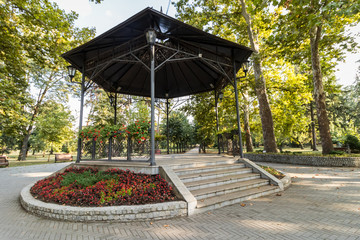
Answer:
xmin=344 ymin=135 xmax=360 ymax=150
xmin=35 ymin=101 xmax=74 ymax=151
xmin=1 ymin=0 xmax=95 ymax=158
xmin=259 ymin=165 xmax=285 ymax=179
xmin=329 ymin=150 xmax=345 ymax=155
xmin=126 ymin=120 xmax=150 ymax=142
xmin=160 ymin=111 xmax=194 ymax=145
xmin=80 ymin=121 xmax=150 ymax=143
xmin=61 ymin=170 xmax=115 ymax=188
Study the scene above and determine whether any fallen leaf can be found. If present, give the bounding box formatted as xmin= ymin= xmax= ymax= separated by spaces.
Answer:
xmin=249 ymin=203 xmax=253 ymax=206
xmin=240 ymin=203 xmax=246 ymax=207
xmin=150 ymin=222 xmax=153 ymax=225
xmin=315 ymin=174 xmax=319 ymax=176
xmin=276 ymin=193 xmax=282 ymax=196
xmin=163 ymin=225 xmax=169 ymax=228
xmin=208 ymin=212 xmax=211 ymax=214
xmin=336 ymin=187 xmax=339 ymax=189
xmin=312 ymin=176 xmax=315 ymax=178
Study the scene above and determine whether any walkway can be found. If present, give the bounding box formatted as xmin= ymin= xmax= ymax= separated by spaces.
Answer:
xmin=1 ymin=152 xmax=360 ymax=239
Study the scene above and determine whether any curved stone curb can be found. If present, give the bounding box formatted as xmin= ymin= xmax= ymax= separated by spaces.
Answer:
xmin=20 ymin=184 xmax=187 ymax=222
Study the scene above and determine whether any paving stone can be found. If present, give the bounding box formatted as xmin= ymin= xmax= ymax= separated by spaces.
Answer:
xmin=1 ymin=150 xmax=360 ymax=239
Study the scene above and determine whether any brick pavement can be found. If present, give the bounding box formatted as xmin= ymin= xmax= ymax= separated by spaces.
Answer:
xmin=1 ymin=158 xmax=360 ymax=240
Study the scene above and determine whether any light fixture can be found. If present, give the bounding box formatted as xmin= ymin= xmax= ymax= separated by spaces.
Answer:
xmin=210 ymin=83 xmax=214 ymax=88
xmin=198 ymin=53 xmax=202 ymax=58
xmin=165 ymin=93 xmax=169 ymax=98
xmin=242 ymin=61 xmax=249 ymax=74
xmin=67 ymin=65 xmax=77 ymax=81
xmin=116 ymin=86 xmax=122 ymax=91
xmin=145 ymin=29 xmax=157 ymax=45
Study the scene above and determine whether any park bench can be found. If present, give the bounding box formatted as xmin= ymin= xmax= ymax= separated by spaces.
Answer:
xmin=0 ymin=155 xmax=9 ymax=167
xmin=333 ymin=147 xmax=348 ymax=152
xmin=55 ymin=154 xmax=73 ymax=163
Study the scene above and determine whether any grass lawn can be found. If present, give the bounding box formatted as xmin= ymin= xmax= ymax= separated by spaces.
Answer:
xmin=4 ymin=151 xmax=76 ymax=168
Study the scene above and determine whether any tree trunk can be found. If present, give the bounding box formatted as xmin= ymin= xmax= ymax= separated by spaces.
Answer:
xmin=242 ymin=90 xmax=254 ymax=152
xmin=310 ymin=25 xmax=333 ymax=154
xmin=240 ymin=0 xmax=278 ymax=153
xmin=18 ymin=85 xmax=49 ymax=160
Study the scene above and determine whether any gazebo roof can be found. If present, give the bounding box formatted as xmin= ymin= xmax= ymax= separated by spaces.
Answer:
xmin=62 ymin=7 xmax=253 ymax=99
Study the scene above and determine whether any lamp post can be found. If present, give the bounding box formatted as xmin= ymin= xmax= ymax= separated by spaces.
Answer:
xmin=146 ymin=29 xmax=157 ymax=166
xmin=67 ymin=65 xmax=85 ymax=163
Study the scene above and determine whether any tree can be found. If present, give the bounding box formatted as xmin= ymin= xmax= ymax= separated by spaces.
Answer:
xmin=270 ymin=0 xmax=360 ymax=153
xmin=34 ymin=100 xmax=74 ymax=153
xmin=174 ymin=0 xmax=278 ymax=152
xmin=181 ymin=92 xmax=216 ymax=150
xmin=161 ymin=111 xmax=194 ymax=151
xmin=2 ymin=0 xmax=96 ymax=160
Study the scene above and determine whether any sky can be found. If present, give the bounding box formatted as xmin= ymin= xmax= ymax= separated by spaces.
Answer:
xmin=51 ymin=0 xmax=359 ymax=125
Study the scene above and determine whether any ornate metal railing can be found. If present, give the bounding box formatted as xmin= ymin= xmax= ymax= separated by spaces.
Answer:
xmin=80 ymin=137 xmax=193 ymax=161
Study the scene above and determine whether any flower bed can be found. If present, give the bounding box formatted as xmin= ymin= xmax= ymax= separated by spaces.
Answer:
xmin=259 ymin=165 xmax=285 ymax=179
xmin=30 ymin=167 xmax=177 ymax=207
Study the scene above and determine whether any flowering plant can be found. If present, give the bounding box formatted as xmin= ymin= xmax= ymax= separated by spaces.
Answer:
xmin=126 ymin=120 xmax=150 ymax=143
xmin=30 ymin=167 xmax=177 ymax=206
xmin=79 ymin=121 xmax=150 ymax=143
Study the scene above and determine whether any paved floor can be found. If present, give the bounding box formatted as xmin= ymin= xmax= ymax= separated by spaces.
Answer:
xmin=1 ymin=151 xmax=360 ymax=240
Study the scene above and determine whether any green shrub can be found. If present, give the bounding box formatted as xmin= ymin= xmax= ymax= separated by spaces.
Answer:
xmin=329 ymin=150 xmax=345 ymax=155
xmin=61 ymin=170 xmax=115 ymax=187
xmin=344 ymin=135 xmax=360 ymax=150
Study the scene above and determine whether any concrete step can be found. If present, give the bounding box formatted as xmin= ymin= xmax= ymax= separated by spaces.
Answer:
xmin=174 ymin=163 xmax=245 ymax=176
xmin=195 ymin=185 xmax=280 ymax=213
xmin=192 ymin=178 xmax=269 ymax=200
xmin=179 ymin=167 xmax=253 ymax=183
xmin=170 ymin=159 xmax=237 ymax=170
xmin=185 ymin=173 xmax=261 ymax=191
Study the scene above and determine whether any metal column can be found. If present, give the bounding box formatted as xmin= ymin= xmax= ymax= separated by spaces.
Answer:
xmin=215 ymin=90 xmax=221 ymax=154
xmin=233 ymin=60 xmax=244 ymax=159
xmin=150 ymin=43 xmax=156 ymax=166
xmin=76 ymin=67 xmax=86 ymax=163
xmin=166 ymin=98 xmax=170 ymax=154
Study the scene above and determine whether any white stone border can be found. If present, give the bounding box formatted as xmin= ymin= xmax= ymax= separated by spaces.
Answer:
xmin=279 ymin=171 xmax=292 ymax=190
xmin=240 ymin=158 xmax=284 ymax=190
xmin=20 ymin=184 xmax=187 ymax=222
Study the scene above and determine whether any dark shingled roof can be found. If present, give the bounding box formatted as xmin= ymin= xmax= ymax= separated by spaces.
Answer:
xmin=62 ymin=7 xmax=253 ymax=99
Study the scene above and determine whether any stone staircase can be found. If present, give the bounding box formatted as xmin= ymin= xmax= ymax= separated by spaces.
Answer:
xmin=172 ymin=160 xmax=281 ymax=214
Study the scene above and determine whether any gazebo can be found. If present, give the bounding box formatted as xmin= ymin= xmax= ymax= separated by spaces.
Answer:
xmin=62 ymin=7 xmax=253 ymax=165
